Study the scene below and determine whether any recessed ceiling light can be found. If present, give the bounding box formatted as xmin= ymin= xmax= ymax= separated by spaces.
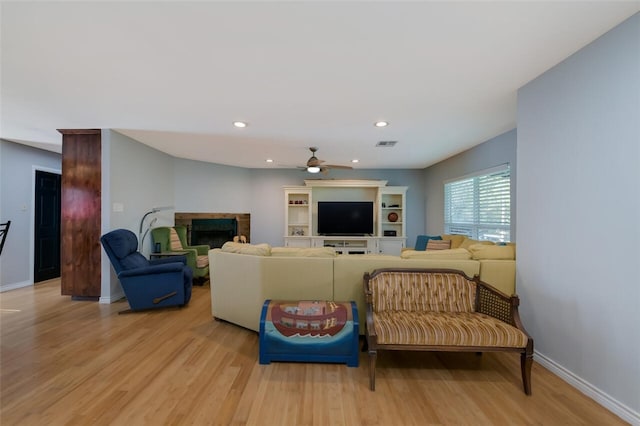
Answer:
xmin=374 ymin=121 xmax=388 ymax=127
xmin=265 ymin=159 xmax=273 ymax=163
xmin=233 ymin=121 xmax=248 ymax=128
xmin=351 ymin=159 xmax=359 ymax=163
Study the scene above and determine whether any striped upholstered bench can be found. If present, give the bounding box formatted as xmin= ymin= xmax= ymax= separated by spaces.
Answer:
xmin=363 ymin=268 xmax=533 ymax=395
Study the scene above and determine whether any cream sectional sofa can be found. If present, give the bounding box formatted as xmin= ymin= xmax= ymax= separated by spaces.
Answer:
xmin=209 ymin=237 xmax=516 ymax=333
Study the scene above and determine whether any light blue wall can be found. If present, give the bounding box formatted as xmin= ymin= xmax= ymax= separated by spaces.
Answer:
xmin=173 ymin=158 xmax=252 ymax=213
xmin=0 ymin=140 xmax=61 ymax=289
xmin=169 ymin=162 xmax=426 ymax=246
xmin=422 ymin=129 xmax=517 ymax=240
xmin=100 ymin=130 xmax=175 ymax=302
xmin=517 ymin=14 xmax=639 ymax=420
xmin=247 ymin=168 xmax=425 ymax=247
xmin=102 ymin=137 xmax=429 ymax=298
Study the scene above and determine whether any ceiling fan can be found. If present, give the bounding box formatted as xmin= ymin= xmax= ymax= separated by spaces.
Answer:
xmin=302 ymin=147 xmax=353 ymax=174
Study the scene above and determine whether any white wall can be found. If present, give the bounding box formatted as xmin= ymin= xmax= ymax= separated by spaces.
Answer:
xmin=0 ymin=140 xmax=61 ymax=290
xmin=517 ymin=14 xmax=639 ymax=422
xmin=423 ymin=129 xmax=517 ymax=239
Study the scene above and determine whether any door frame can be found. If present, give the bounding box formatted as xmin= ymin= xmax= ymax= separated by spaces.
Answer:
xmin=30 ymin=165 xmax=61 ymax=285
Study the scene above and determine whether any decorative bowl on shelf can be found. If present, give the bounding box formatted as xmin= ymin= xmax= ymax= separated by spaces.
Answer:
xmin=387 ymin=212 xmax=399 ymax=222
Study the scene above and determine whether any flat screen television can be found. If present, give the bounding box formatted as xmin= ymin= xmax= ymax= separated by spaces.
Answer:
xmin=317 ymin=201 xmax=374 ymax=236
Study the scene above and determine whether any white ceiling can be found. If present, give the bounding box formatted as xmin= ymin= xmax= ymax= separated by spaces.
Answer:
xmin=2 ymin=2 xmax=638 ymax=170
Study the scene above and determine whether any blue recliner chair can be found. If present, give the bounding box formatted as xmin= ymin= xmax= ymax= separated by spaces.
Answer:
xmin=101 ymin=228 xmax=193 ymax=312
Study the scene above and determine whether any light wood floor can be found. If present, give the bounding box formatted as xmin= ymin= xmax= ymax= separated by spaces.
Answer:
xmin=1 ymin=280 xmax=626 ymax=426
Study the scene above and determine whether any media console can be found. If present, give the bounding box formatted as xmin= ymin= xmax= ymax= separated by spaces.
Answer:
xmin=283 ymin=180 xmax=407 ymax=255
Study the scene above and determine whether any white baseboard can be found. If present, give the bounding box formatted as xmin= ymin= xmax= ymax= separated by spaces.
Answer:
xmin=535 ymin=350 xmax=639 ymax=425
xmin=99 ymin=291 xmax=125 ymax=304
xmin=0 ymin=280 xmax=32 ymax=293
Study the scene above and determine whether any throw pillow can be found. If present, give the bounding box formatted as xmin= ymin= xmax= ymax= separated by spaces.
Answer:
xmin=414 ymin=235 xmax=442 ymax=251
xmin=221 ymin=242 xmax=272 ymax=256
xmin=441 ymin=234 xmax=466 ymax=249
xmin=169 ymin=228 xmax=183 ymax=251
xmin=426 ymin=239 xmax=452 ymax=250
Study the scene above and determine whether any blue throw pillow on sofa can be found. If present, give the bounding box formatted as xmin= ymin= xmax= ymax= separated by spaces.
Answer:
xmin=414 ymin=235 xmax=442 ymax=251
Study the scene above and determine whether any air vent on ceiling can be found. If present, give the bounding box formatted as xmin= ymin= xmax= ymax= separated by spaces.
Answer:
xmin=376 ymin=141 xmax=397 ymax=147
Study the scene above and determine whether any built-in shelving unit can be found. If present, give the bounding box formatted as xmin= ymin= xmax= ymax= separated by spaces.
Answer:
xmin=284 ymin=187 xmax=312 ymax=247
xmin=284 ymin=180 xmax=407 ymax=255
xmin=378 ymin=187 xmax=407 ymax=255
xmin=314 ymin=236 xmax=378 ymax=255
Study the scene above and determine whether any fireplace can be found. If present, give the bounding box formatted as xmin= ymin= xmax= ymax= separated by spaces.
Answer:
xmin=191 ymin=219 xmax=237 ymax=249
xmin=175 ymin=212 xmax=250 ymax=248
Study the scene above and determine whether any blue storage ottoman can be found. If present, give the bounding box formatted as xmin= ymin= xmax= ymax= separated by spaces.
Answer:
xmin=259 ymin=300 xmax=359 ymax=367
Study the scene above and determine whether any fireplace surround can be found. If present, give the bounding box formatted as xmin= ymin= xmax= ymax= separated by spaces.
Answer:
xmin=175 ymin=213 xmax=250 ymax=248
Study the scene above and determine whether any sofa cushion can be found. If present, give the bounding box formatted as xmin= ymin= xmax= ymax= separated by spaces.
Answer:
xmin=426 ymin=239 xmax=451 ymax=250
xmin=441 ymin=234 xmax=466 ymax=249
xmin=414 ymin=235 xmax=442 ymax=251
xmin=468 ymin=244 xmax=515 ymax=260
xmin=373 ymin=311 xmax=529 ymax=347
xmin=459 ymin=238 xmax=494 ymax=250
xmin=400 ymin=248 xmax=471 ymax=260
xmin=271 ymin=247 xmax=337 ymax=257
xmin=371 ymin=271 xmax=476 ymax=313
xmin=221 ymin=242 xmax=272 ymax=256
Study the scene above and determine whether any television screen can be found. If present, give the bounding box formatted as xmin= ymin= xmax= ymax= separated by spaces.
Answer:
xmin=317 ymin=201 xmax=374 ymax=236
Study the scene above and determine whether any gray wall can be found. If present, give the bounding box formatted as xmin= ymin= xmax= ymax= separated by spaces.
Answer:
xmin=517 ymin=14 xmax=639 ymax=419
xmin=423 ymin=129 xmax=517 ymax=240
xmin=0 ymin=140 xmax=61 ymax=290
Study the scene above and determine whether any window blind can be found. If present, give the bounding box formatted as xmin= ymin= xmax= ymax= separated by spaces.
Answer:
xmin=444 ymin=165 xmax=511 ymax=242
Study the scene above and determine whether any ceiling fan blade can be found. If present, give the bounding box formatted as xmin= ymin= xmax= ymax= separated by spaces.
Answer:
xmin=307 ymin=158 xmax=325 ymax=166
xmin=325 ymin=164 xmax=353 ymax=170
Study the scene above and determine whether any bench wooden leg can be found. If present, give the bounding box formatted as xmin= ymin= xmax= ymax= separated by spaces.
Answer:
xmin=521 ymin=350 xmax=533 ymax=395
xmin=368 ymin=349 xmax=377 ymax=391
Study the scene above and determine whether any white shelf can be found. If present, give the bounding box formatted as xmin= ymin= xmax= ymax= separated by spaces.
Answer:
xmin=284 ymin=187 xmax=312 ymax=241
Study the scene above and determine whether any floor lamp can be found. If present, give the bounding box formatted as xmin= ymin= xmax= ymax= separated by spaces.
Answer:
xmin=138 ymin=206 xmax=174 ymax=251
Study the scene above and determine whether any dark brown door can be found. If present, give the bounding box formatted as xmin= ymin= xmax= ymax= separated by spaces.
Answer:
xmin=34 ymin=170 xmax=61 ymax=282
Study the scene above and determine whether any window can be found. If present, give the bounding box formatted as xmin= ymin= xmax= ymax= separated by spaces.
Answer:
xmin=444 ymin=165 xmax=511 ymax=242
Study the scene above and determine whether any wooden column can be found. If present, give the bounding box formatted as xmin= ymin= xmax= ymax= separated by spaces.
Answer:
xmin=58 ymin=129 xmax=102 ymax=300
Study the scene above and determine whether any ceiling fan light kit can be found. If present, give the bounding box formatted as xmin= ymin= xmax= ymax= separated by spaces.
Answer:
xmin=302 ymin=147 xmax=353 ymax=174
